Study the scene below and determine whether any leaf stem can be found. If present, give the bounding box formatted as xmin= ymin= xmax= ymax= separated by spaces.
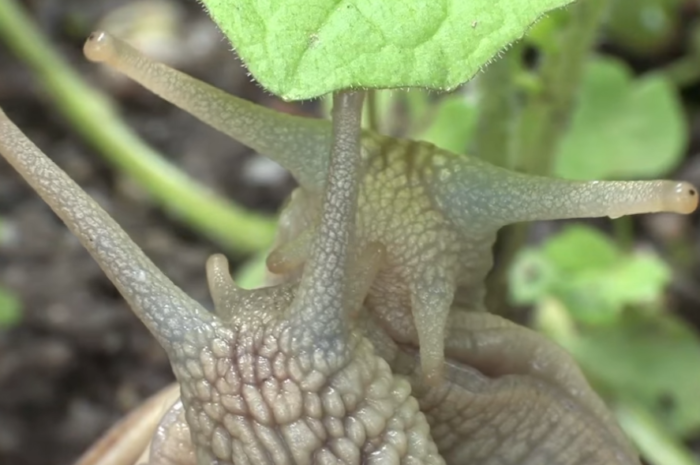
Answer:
xmin=615 ymin=401 xmax=700 ymax=465
xmin=488 ymin=0 xmax=609 ymax=315
xmin=656 ymin=54 xmax=700 ymax=89
xmin=0 ymin=0 xmax=277 ymax=254
xmin=365 ymin=90 xmax=379 ymax=132
xmin=516 ymin=0 xmax=609 ymax=176
xmin=472 ymin=45 xmax=521 ymax=168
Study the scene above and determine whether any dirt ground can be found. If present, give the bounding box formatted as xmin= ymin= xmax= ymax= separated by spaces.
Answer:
xmin=1 ymin=1 xmax=699 ymax=465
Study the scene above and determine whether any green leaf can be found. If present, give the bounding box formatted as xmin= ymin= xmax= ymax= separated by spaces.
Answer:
xmin=509 ymin=249 xmax=558 ymax=304
xmin=0 ymin=286 xmax=21 ymax=328
xmin=556 ymin=273 xmax=623 ymax=325
xmin=557 ymin=253 xmax=671 ymax=326
xmin=201 ymin=0 xmax=577 ymax=99
xmin=541 ymin=225 xmax=620 ymax=273
xmin=605 ymin=253 xmax=671 ymax=306
xmin=555 ymin=57 xmax=686 ymax=180
xmin=570 ymin=314 xmax=700 ymax=437
xmin=521 ymin=227 xmax=698 ymax=436
xmin=508 ymin=226 xmax=621 ymax=308
xmin=510 ymin=225 xmax=672 ymax=326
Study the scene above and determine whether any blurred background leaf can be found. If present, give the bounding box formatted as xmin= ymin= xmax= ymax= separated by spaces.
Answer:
xmin=555 ymin=57 xmax=686 ymax=180
xmin=0 ymin=285 xmax=22 ymax=329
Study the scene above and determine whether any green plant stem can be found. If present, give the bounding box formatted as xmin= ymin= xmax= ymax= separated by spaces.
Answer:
xmin=615 ymin=401 xmax=699 ymax=465
xmin=612 ymin=217 xmax=634 ymax=251
xmin=517 ymin=0 xmax=609 ymax=176
xmin=233 ymin=251 xmax=269 ymax=289
xmin=489 ymin=0 xmax=609 ymax=315
xmin=657 ymin=53 xmax=700 ymax=89
xmin=473 ymin=45 xmax=521 ymax=169
xmin=658 ymin=18 xmax=700 ymax=88
xmin=0 ymin=0 xmax=277 ymax=254
xmin=486 ymin=224 xmax=529 ymax=317
xmin=365 ymin=90 xmax=379 ymax=132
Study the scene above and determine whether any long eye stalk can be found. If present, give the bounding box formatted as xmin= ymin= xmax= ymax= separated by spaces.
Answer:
xmin=289 ymin=90 xmax=366 ymax=354
xmin=84 ymin=31 xmax=332 ymax=189
xmin=0 ymin=107 xmax=213 ymax=352
xmin=431 ymin=155 xmax=699 ymax=230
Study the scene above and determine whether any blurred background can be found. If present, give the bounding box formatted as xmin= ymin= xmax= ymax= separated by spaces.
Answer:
xmin=1 ymin=0 xmax=700 ymax=464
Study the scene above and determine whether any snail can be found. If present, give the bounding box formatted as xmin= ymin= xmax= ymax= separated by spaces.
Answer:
xmin=1 ymin=30 xmax=697 ymax=465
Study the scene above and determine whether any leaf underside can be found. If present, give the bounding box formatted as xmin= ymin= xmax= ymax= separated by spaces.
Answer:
xmin=201 ymin=0 xmax=577 ymax=100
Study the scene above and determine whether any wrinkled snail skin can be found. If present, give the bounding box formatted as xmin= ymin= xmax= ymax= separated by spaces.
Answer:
xmin=0 ymin=119 xmax=639 ymax=465
xmin=3 ymin=29 xmax=696 ymax=465
xmin=81 ymin=31 xmax=700 ymax=382
xmin=1 ymin=95 xmax=446 ymax=464
xmin=436 ymin=312 xmax=638 ymax=462
xmin=353 ymin=311 xmax=640 ymax=465
xmin=430 ymin=157 xmax=699 ymax=227
xmin=411 ymin=363 xmax=641 ymax=465
xmin=80 ymin=32 xmax=698 ymax=222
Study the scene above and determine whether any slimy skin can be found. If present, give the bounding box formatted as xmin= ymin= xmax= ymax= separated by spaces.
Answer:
xmin=81 ymin=31 xmax=699 ymax=383
xmin=1 ymin=30 xmax=697 ymax=465
xmin=0 ymin=95 xmax=444 ymax=464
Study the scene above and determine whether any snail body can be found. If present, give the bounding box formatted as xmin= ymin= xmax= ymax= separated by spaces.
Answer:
xmin=0 ymin=30 xmax=696 ymax=465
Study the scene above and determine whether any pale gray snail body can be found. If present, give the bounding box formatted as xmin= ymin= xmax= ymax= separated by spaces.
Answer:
xmin=0 ymin=30 xmax=697 ymax=465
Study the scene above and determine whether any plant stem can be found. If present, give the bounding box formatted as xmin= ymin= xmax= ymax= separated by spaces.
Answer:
xmin=612 ymin=217 xmax=634 ymax=251
xmin=233 ymin=252 xmax=269 ymax=289
xmin=657 ymin=18 xmax=700 ymax=88
xmin=486 ymin=224 xmax=529 ymax=317
xmin=473 ymin=45 xmax=521 ymax=169
xmin=365 ymin=90 xmax=379 ymax=132
xmin=657 ymin=54 xmax=700 ymax=89
xmin=488 ymin=0 xmax=609 ymax=316
xmin=0 ymin=0 xmax=277 ymax=254
xmin=516 ymin=0 xmax=609 ymax=176
xmin=615 ymin=401 xmax=699 ymax=465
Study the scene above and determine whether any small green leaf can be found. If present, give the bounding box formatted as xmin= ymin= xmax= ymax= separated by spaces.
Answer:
xmin=510 ymin=225 xmax=672 ymax=326
xmin=0 ymin=286 xmax=21 ymax=328
xmin=555 ymin=57 xmax=686 ymax=180
xmin=201 ymin=0 xmax=577 ymax=99
xmin=518 ymin=226 xmax=699 ymax=436
xmin=604 ymin=253 xmax=671 ymax=306
xmin=556 ymin=254 xmax=670 ymax=326
xmin=541 ymin=225 xmax=620 ymax=273
xmin=557 ymin=273 xmax=623 ymax=325
xmin=509 ymin=249 xmax=558 ymax=304
xmin=570 ymin=314 xmax=700 ymax=437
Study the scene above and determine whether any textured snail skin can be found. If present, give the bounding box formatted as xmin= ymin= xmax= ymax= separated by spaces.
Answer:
xmin=2 ymin=30 xmax=697 ymax=465
xmin=82 ymin=31 xmax=698 ymax=385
